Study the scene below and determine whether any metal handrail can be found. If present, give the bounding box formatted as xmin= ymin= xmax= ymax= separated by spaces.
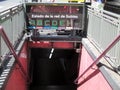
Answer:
xmin=74 ymin=34 xmax=120 ymax=84
xmin=0 ymin=26 xmax=27 ymax=79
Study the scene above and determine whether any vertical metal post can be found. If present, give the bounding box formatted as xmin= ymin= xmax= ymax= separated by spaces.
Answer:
xmin=82 ymin=2 xmax=88 ymax=37
xmin=0 ymin=35 xmax=1 ymax=63
xmin=0 ymin=17 xmax=1 ymax=63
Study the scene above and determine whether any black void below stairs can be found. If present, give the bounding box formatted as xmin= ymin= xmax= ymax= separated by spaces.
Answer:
xmin=29 ymin=48 xmax=78 ymax=90
xmin=30 ymin=85 xmax=77 ymax=90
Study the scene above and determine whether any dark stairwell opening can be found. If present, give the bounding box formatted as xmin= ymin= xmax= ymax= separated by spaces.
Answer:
xmin=29 ymin=48 xmax=79 ymax=90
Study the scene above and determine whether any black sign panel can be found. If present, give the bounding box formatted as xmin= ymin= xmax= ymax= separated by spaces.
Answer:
xmin=27 ymin=5 xmax=83 ymax=30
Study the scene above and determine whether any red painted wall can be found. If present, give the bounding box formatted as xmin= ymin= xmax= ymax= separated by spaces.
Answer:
xmin=28 ymin=41 xmax=74 ymax=49
xmin=77 ymin=46 xmax=112 ymax=90
xmin=28 ymin=41 xmax=52 ymax=48
xmin=4 ymin=41 xmax=74 ymax=90
xmin=4 ymin=42 xmax=111 ymax=90
xmin=53 ymin=42 xmax=73 ymax=49
xmin=4 ymin=42 xmax=28 ymax=90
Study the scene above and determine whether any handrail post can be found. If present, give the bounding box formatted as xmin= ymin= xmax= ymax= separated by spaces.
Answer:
xmin=0 ymin=26 xmax=28 ymax=80
xmin=74 ymin=34 xmax=120 ymax=84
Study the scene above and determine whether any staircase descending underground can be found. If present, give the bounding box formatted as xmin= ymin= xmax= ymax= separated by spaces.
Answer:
xmin=29 ymin=48 xmax=78 ymax=90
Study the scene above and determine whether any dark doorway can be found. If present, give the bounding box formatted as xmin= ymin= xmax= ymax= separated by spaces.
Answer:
xmin=29 ymin=48 xmax=79 ymax=90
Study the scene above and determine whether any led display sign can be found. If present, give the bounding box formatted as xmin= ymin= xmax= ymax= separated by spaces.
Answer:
xmin=30 ymin=14 xmax=79 ymax=19
xmin=28 ymin=5 xmax=82 ymax=29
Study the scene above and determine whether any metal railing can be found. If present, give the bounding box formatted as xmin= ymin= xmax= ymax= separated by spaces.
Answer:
xmin=87 ymin=6 xmax=120 ymax=68
xmin=0 ymin=26 xmax=27 ymax=78
xmin=75 ymin=34 xmax=120 ymax=84
xmin=0 ymin=4 xmax=25 ymax=64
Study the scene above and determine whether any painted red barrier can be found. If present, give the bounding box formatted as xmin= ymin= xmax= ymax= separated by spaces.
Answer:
xmin=29 ymin=41 xmax=74 ymax=49
xmin=4 ymin=42 xmax=28 ymax=90
xmin=53 ymin=42 xmax=74 ymax=49
xmin=28 ymin=41 xmax=52 ymax=48
xmin=75 ymin=34 xmax=120 ymax=83
xmin=0 ymin=26 xmax=27 ymax=78
xmin=77 ymin=46 xmax=112 ymax=90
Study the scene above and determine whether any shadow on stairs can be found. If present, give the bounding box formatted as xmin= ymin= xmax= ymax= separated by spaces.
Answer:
xmin=30 ymin=85 xmax=77 ymax=90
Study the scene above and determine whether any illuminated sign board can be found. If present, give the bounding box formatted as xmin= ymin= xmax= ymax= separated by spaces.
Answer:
xmin=30 ymin=14 xmax=79 ymax=19
xmin=27 ymin=4 xmax=83 ymax=29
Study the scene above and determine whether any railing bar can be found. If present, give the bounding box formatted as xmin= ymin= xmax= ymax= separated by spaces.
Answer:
xmin=74 ymin=34 xmax=120 ymax=83
xmin=0 ymin=26 xmax=28 ymax=79
xmin=87 ymin=5 xmax=120 ymax=18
